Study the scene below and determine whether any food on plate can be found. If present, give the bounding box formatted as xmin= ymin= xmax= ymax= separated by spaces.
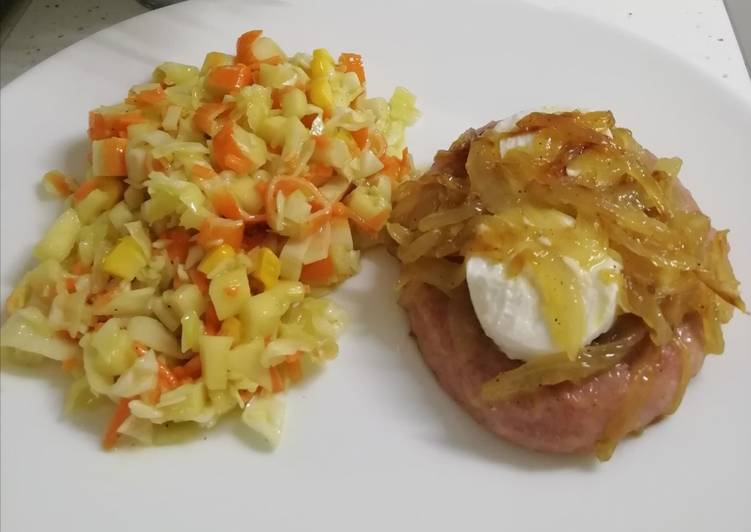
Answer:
xmin=389 ymin=109 xmax=744 ymax=459
xmin=0 ymin=30 xmax=418 ymax=449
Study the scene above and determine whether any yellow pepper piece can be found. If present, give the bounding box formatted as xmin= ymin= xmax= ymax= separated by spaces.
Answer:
xmin=310 ymin=48 xmax=335 ymax=79
xmin=198 ymin=244 xmax=236 ymax=275
xmin=251 ymin=247 xmax=281 ymax=290
xmin=309 ymin=78 xmax=334 ymax=112
xmin=102 ymin=236 xmax=147 ymax=280
xmin=218 ymin=316 xmax=242 ymax=346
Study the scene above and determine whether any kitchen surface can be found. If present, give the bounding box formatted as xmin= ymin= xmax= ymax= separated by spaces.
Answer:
xmin=1 ymin=0 xmax=749 ymax=101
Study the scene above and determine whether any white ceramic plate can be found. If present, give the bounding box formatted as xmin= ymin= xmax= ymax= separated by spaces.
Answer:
xmin=2 ymin=1 xmax=749 ymax=530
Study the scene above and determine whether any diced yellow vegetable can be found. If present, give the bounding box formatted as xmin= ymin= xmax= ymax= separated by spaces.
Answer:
xmin=310 ymin=48 xmax=335 ymax=79
xmin=209 ymin=267 xmax=251 ymax=320
xmin=33 ymin=209 xmax=81 ymax=262
xmin=102 ymin=235 xmax=147 ymax=280
xmin=180 ymin=311 xmax=203 ymax=353
xmin=198 ymin=244 xmax=235 ymax=275
xmin=251 ymin=247 xmax=281 ymax=289
xmin=228 ymin=337 xmax=265 ymax=381
xmin=309 ymin=78 xmax=334 ymax=111
xmin=169 ymin=284 xmax=206 ymax=317
xmin=199 ymin=335 xmax=232 ymax=391
xmin=219 ymin=316 xmax=242 ymax=346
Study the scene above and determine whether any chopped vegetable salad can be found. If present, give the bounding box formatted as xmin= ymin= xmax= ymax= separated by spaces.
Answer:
xmin=1 ymin=30 xmax=418 ymax=448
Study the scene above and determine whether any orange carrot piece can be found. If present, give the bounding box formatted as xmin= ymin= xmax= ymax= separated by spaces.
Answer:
xmin=162 ymin=227 xmax=191 ymax=263
xmin=180 ymin=355 xmax=202 ymax=380
xmin=193 ymin=102 xmax=231 ymax=137
xmin=212 ymin=123 xmax=253 ymax=174
xmin=70 ymin=262 xmax=89 ymax=275
xmin=269 ymin=365 xmax=284 ymax=393
xmin=207 ymin=64 xmax=252 ymax=94
xmin=44 ymin=170 xmax=73 ymax=196
xmin=102 ymin=398 xmax=132 ymax=450
xmin=351 ymin=128 xmax=369 ymax=150
xmin=285 ymin=354 xmax=302 ymax=383
xmin=158 ymin=363 xmax=179 ymax=390
xmin=203 ymin=302 xmax=220 ymax=336
xmin=188 ymin=268 xmax=210 ymax=295
xmin=380 ymin=155 xmax=402 ymax=179
xmin=73 ymin=178 xmax=102 ymax=203
xmin=197 ymin=217 xmax=245 ymax=250
xmin=236 ymin=30 xmax=263 ymax=66
xmin=338 ymin=53 xmax=365 ymax=84
xmin=300 ymin=255 xmax=336 ymax=285
xmin=64 ymin=277 xmax=77 ymax=293
xmin=191 ymin=163 xmax=218 ymax=180
xmin=134 ymin=87 xmax=165 ymax=106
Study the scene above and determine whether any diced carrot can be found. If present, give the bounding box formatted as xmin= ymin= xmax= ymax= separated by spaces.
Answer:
xmin=190 ymin=163 xmax=218 ymax=180
xmin=197 ymin=217 xmax=245 ymax=250
xmin=88 ymin=110 xmax=145 ymax=140
xmin=92 ymin=137 xmax=128 ymax=177
xmin=300 ymin=255 xmax=335 ymax=285
xmin=301 ymin=113 xmax=317 ymax=129
xmin=61 ymin=356 xmax=80 ymax=373
xmin=65 ymin=277 xmax=77 ymax=293
xmin=236 ymin=30 xmax=263 ymax=66
xmin=212 ymin=123 xmax=253 ymax=174
xmin=158 ymin=363 xmax=179 ymax=390
xmin=211 ymin=189 xmax=247 ymax=220
xmin=188 ymin=268 xmax=210 ymax=295
xmin=351 ymin=128 xmax=369 ymax=150
xmin=312 ymin=134 xmax=330 ymax=151
xmin=162 ymin=227 xmax=191 ymax=263
xmin=207 ymin=64 xmax=253 ymax=94
xmin=73 ymin=178 xmax=102 ymax=203
xmin=143 ymin=387 xmax=161 ymax=405
xmin=338 ymin=53 xmax=365 ymax=84
xmin=380 ymin=155 xmax=402 ymax=179
xmin=203 ymin=302 xmax=220 ymax=336
xmin=134 ymin=87 xmax=165 ymax=106
xmin=285 ymin=357 xmax=302 ymax=383
xmin=305 ymin=162 xmax=334 ymax=185
xmin=102 ymin=398 xmax=132 ymax=450
xmin=269 ymin=365 xmax=284 ymax=393
xmin=44 ymin=170 xmax=73 ymax=196
xmin=178 ymin=355 xmax=202 ymax=380
xmin=255 ymin=180 xmax=269 ymax=197
xmin=70 ymin=262 xmax=89 ymax=275
xmin=194 ymin=102 xmax=231 ymax=137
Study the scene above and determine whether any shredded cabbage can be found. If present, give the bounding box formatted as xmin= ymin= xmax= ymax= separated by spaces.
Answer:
xmin=2 ymin=29 xmax=417 ymax=450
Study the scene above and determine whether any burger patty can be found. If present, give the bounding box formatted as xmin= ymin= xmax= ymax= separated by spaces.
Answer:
xmin=402 ymin=282 xmax=705 ymax=454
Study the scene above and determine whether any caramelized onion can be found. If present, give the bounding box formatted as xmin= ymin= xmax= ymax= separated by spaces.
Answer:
xmin=481 ymin=316 xmax=648 ymax=402
xmin=390 ymin=110 xmax=743 ymax=371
